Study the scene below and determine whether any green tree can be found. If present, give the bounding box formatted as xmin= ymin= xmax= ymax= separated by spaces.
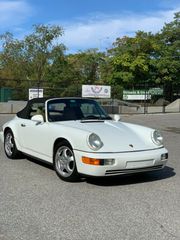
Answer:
xmin=0 ymin=24 xmax=65 ymax=98
xmin=108 ymin=32 xmax=158 ymax=88
xmin=45 ymin=54 xmax=81 ymax=97
xmin=23 ymin=24 xmax=65 ymax=81
xmin=53 ymin=49 xmax=108 ymax=97
xmin=155 ymin=12 xmax=180 ymax=100
xmin=0 ymin=32 xmax=25 ymax=81
xmin=68 ymin=49 xmax=106 ymax=85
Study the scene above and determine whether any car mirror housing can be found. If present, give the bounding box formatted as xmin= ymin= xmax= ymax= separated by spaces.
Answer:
xmin=31 ymin=115 xmax=44 ymax=124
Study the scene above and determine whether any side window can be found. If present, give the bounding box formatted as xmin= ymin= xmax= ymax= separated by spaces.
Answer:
xmin=29 ymin=103 xmax=45 ymax=120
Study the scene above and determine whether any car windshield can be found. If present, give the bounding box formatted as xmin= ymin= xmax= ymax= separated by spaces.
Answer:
xmin=47 ymin=99 xmax=111 ymax=122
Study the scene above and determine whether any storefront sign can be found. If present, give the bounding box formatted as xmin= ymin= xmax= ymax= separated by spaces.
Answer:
xmin=82 ymin=85 xmax=111 ymax=98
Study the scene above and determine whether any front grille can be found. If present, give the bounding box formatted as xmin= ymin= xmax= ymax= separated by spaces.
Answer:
xmin=105 ymin=165 xmax=164 ymax=175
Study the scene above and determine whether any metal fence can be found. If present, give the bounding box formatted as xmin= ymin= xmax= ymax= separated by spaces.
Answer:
xmin=0 ymin=78 xmax=180 ymax=114
xmin=0 ymin=78 xmax=82 ymax=101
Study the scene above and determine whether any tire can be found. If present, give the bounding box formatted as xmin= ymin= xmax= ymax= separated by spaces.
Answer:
xmin=4 ymin=130 xmax=20 ymax=159
xmin=54 ymin=141 xmax=79 ymax=182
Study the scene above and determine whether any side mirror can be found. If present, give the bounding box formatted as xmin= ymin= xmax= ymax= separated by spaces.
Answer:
xmin=31 ymin=114 xmax=44 ymax=124
xmin=113 ymin=114 xmax=121 ymax=122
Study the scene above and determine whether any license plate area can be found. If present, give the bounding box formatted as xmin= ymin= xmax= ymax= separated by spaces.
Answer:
xmin=126 ymin=159 xmax=154 ymax=169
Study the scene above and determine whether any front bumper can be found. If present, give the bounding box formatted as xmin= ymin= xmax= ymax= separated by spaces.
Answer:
xmin=0 ymin=131 xmax=4 ymax=143
xmin=74 ymin=147 xmax=168 ymax=176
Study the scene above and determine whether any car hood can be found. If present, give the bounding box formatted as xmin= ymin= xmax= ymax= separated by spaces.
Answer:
xmin=54 ymin=120 xmax=158 ymax=152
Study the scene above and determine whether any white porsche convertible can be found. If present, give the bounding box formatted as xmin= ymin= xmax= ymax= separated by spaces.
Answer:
xmin=0 ymin=97 xmax=168 ymax=181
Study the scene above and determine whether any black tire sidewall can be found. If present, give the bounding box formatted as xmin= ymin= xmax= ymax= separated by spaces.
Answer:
xmin=53 ymin=141 xmax=79 ymax=182
xmin=4 ymin=130 xmax=19 ymax=159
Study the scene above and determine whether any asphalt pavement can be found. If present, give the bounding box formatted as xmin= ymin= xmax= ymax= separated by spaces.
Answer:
xmin=0 ymin=113 xmax=180 ymax=240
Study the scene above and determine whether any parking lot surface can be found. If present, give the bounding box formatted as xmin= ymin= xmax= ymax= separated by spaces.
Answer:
xmin=0 ymin=113 xmax=180 ymax=240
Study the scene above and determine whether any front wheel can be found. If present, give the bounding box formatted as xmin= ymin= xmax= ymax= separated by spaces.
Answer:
xmin=4 ymin=130 xmax=20 ymax=159
xmin=54 ymin=142 xmax=79 ymax=182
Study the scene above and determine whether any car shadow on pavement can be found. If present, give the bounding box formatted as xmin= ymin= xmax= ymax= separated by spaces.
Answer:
xmin=24 ymin=156 xmax=175 ymax=185
xmin=25 ymin=156 xmax=54 ymax=170
xmin=25 ymin=156 xmax=86 ymax=182
xmin=85 ymin=166 xmax=175 ymax=186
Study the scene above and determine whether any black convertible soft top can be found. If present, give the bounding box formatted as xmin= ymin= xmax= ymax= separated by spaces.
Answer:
xmin=16 ymin=98 xmax=50 ymax=119
xmin=16 ymin=97 xmax=112 ymax=121
xmin=16 ymin=97 xmax=86 ymax=119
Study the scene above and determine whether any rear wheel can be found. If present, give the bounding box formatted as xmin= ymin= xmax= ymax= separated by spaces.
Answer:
xmin=54 ymin=141 xmax=79 ymax=182
xmin=4 ymin=130 xmax=20 ymax=159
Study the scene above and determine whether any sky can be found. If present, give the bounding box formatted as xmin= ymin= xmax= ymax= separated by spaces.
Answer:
xmin=0 ymin=0 xmax=179 ymax=53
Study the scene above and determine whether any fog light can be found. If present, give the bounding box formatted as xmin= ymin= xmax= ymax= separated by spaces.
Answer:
xmin=103 ymin=159 xmax=115 ymax=165
xmin=161 ymin=153 xmax=168 ymax=160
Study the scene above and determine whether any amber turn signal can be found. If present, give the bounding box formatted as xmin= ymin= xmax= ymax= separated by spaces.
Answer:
xmin=82 ymin=156 xmax=101 ymax=165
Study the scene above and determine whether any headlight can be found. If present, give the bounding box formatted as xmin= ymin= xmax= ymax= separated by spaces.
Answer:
xmin=87 ymin=133 xmax=103 ymax=151
xmin=152 ymin=130 xmax=163 ymax=146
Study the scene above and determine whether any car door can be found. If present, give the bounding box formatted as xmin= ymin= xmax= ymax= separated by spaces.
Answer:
xmin=18 ymin=118 xmax=51 ymax=158
xmin=17 ymin=102 xmax=53 ymax=162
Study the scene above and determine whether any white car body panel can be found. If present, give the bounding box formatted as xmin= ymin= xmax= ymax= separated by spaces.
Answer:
xmin=0 ymin=98 xmax=168 ymax=177
xmin=0 ymin=131 xmax=3 ymax=143
xmin=74 ymin=147 xmax=167 ymax=176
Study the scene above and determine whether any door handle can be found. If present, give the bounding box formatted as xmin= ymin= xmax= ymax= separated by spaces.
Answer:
xmin=21 ymin=124 xmax=26 ymax=127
